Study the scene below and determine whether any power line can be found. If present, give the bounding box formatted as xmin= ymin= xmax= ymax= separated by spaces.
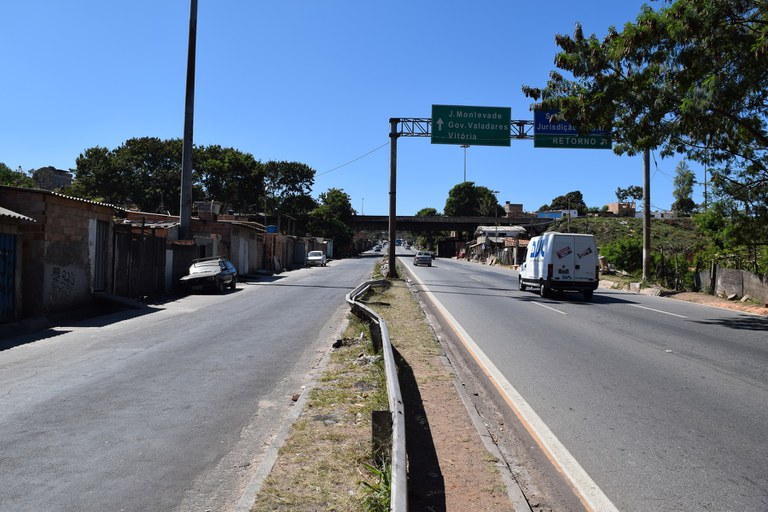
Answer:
xmin=316 ymin=141 xmax=390 ymax=177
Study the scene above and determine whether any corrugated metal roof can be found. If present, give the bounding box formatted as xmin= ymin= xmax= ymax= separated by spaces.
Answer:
xmin=0 ymin=206 xmax=35 ymax=222
xmin=0 ymin=185 xmax=124 ymax=211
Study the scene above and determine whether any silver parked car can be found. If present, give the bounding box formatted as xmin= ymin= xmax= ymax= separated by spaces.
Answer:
xmin=306 ymin=250 xmax=327 ymax=267
xmin=413 ymin=251 xmax=432 ymax=267
xmin=179 ymin=257 xmax=238 ymax=293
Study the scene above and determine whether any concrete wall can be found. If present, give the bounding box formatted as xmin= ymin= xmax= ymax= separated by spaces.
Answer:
xmin=697 ymin=266 xmax=768 ymax=303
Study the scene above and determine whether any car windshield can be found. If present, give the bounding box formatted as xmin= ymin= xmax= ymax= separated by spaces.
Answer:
xmin=308 ymin=251 xmax=323 ymax=257
xmin=189 ymin=260 xmax=222 ymax=274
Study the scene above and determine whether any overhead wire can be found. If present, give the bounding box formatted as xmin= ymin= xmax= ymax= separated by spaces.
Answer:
xmin=316 ymin=141 xmax=390 ymax=177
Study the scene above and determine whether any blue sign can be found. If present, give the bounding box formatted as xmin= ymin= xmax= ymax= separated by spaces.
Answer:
xmin=534 ymin=110 xmax=611 ymax=149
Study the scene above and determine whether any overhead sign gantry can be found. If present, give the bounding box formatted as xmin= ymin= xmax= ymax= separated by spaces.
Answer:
xmin=385 ymin=105 xmax=616 ymax=278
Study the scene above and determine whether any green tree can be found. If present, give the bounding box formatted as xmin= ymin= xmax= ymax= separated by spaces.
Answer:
xmin=112 ymin=137 xmax=184 ymax=212
xmin=547 ymin=190 xmax=587 ymax=215
xmin=66 ymin=146 xmax=125 ymax=205
xmin=281 ymin=194 xmax=320 ymax=235
xmin=522 ymin=0 xmax=768 ymax=243
xmin=444 ymin=182 xmax=500 ymax=217
xmin=444 ymin=182 xmax=478 ymax=217
xmin=263 ymin=160 xmax=316 ymax=223
xmin=197 ymin=145 xmax=263 ymax=213
xmin=0 ymin=163 xmax=36 ymax=188
xmin=672 ymin=161 xmax=697 ymax=214
xmin=615 ymin=185 xmax=643 ymax=203
xmin=67 ymin=138 xmax=318 ymax=217
xmin=307 ymin=188 xmax=355 ymax=257
xmin=415 ymin=207 xmax=439 ymax=217
xmin=415 ymin=207 xmax=443 ymax=250
xmin=66 ymin=138 xmax=184 ymax=211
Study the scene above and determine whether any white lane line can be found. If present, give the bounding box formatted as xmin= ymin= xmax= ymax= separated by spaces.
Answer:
xmin=630 ymin=304 xmax=687 ymax=319
xmin=410 ymin=272 xmax=619 ymax=512
xmin=532 ymin=302 xmax=567 ymax=315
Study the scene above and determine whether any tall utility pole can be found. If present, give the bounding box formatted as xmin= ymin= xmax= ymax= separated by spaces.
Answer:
xmin=179 ymin=0 xmax=198 ymax=240
xmin=643 ymin=148 xmax=651 ymax=281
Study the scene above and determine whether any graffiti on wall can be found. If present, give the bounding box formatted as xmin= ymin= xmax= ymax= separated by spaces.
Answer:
xmin=51 ymin=266 xmax=75 ymax=302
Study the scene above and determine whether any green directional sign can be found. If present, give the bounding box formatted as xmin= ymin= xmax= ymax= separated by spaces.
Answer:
xmin=431 ymin=105 xmax=511 ymax=147
xmin=534 ymin=133 xmax=611 ymax=149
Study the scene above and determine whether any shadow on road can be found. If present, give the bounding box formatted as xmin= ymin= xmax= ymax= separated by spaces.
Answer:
xmin=0 ymin=297 xmax=161 ymax=351
xmin=693 ymin=315 xmax=768 ymax=331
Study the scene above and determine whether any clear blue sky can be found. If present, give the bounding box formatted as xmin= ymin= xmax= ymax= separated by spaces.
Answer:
xmin=1 ymin=0 xmax=702 ymax=216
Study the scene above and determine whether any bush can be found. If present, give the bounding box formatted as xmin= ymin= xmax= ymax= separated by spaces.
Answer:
xmin=600 ymin=238 xmax=643 ymax=273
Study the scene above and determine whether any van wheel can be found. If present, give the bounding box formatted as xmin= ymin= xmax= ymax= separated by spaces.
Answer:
xmin=519 ymin=276 xmax=526 ymax=291
xmin=539 ymin=281 xmax=550 ymax=298
xmin=582 ymin=290 xmax=593 ymax=301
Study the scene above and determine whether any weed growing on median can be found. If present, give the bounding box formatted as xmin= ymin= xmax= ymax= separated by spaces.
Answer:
xmin=360 ymin=461 xmax=391 ymax=512
xmin=251 ymin=314 xmax=389 ymax=512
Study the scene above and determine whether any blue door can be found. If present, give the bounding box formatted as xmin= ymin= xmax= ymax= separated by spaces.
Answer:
xmin=0 ymin=234 xmax=16 ymax=322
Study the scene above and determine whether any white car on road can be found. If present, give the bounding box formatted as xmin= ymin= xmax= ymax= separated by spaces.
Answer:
xmin=306 ymin=250 xmax=327 ymax=267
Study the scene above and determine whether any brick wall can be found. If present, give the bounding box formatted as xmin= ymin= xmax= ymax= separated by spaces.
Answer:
xmin=0 ymin=187 xmax=113 ymax=317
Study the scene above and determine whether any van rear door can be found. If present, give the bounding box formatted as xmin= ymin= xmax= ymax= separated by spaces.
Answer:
xmin=551 ymin=235 xmax=576 ymax=282
xmin=573 ymin=236 xmax=597 ymax=280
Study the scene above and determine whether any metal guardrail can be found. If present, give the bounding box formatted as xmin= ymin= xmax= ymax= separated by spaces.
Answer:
xmin=346 ymin=280 xmax=407 ymax=512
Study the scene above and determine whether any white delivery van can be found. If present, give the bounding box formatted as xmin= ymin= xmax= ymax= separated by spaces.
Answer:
xmin=518 ymin=232 xmax=599 ymax=300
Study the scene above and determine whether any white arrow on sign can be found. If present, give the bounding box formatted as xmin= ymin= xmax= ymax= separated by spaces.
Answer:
xmin=436 ymin=118 xmax=444 ymax=131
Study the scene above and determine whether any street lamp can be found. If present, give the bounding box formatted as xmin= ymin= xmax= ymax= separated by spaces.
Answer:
xmin=461 ymin=144 xmax=470 ymax=182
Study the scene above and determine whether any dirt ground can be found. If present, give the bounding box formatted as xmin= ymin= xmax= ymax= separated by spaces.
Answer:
xmin=373 ymin=279 xmax=517 ymax=511
xmin=666 ymin=290 xmax=768 ymax=316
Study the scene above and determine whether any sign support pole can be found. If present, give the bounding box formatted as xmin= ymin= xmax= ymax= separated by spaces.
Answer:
xmin=388 ymin=118 xmax=399 ymax=278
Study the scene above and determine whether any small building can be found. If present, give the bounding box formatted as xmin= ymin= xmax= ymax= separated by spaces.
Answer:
xmin=0 ymin=186 xmax=116 ymax=319
xmin=537 ymin=209 xmax=578 ymax=219
xmin=503 ymin=202 xmax=525 ymax=218
xmin=606 ymin=201 xmax=636 ymax=217
xmin=470 ymin=225 xmax=527 ymax=260
xmin=635 ymin=210 xmax=678 ymax=219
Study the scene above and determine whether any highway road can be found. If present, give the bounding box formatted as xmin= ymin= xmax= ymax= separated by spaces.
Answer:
xmin=402 ymin=252 xmax=768 ymax=512
xmin=0 ymin=255 xmax=378 ymax=512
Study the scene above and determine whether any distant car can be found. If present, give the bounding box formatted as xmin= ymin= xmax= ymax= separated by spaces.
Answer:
xmin=180 ymin=257 xmax=238 ymax=293
xmin=413 ymin=251 xmax=432 ymax=267
xmin=373 ymin=245 xmax=381 ymax=252
xmin=306 ymin=250 xmax=327 ymax=267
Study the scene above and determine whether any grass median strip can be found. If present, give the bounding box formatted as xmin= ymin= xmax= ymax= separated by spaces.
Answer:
xmin=251 ymin=310 xmax=386 ymax=511
xmin=251 ymin=269 xmax=513 ymax=511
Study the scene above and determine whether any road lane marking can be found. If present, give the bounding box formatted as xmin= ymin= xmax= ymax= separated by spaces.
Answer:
xmin=409 ymin=271 xmax=619 ymax=512
xmin=630 ymin=304 xmax=687 ymax=318
xmin=532 ymin=302 xmax=567 ymax=315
